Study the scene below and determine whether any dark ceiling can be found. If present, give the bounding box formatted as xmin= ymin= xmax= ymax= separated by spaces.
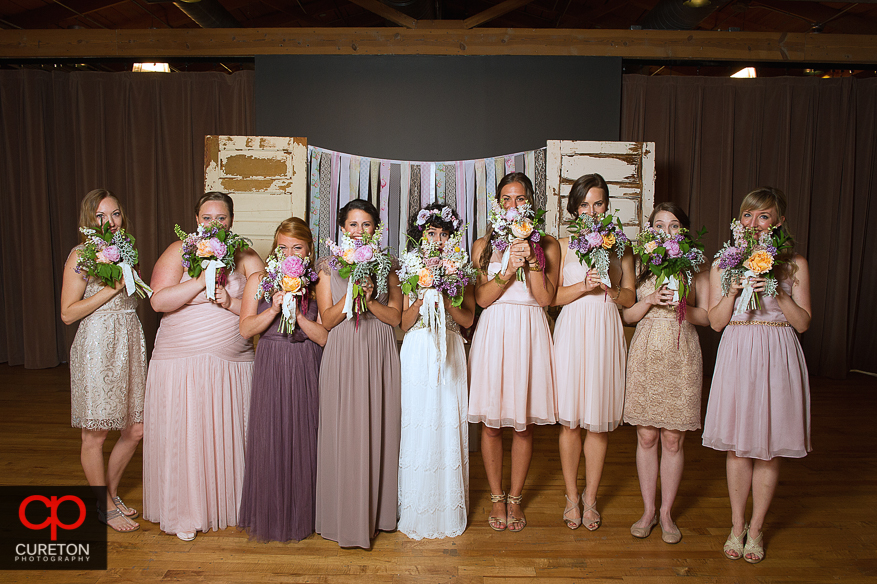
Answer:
xmin=2 ymin=0 xmax=876 ymax=75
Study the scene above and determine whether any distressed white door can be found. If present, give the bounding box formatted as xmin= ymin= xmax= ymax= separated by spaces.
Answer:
xmin=545 ymin=140 xmax=655 ymax=240
xmin=204 ymin=135 xmax=308 ymax=258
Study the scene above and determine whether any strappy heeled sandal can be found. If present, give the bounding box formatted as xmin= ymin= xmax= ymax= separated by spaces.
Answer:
xmin=630 ymin=512 xmax=658 ymax=538
xmin=488 ymin=492 xmax=507 ymax=531
xmin=97 ymin=506 xmax=140 ymax=533
xmin=563 ymin=494 xmax=581 ymax=530
xmin=582 ymin=496 xmax=601 ymax=531
xmin=506 ymin=494 xmax=527 ymax=532
xmin=112 ymin=495 xmax=139 ymax=519
xmin=723 ymin=524 xmax=747 ymax=560
xmin=744 ymin=527 xmax=765 ymax=564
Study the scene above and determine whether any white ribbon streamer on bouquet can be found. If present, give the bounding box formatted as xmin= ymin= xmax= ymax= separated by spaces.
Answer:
xmin=343 ymin=277 xmax=355 ymax=320
xmin=282 ymin=291 xmax=297 ymax=330
xmin=420 ymin=288 xmax=446 ymax=382
xmin=119 ymin=262 xmax=152 ymax=298
xmin=499 ymin=246 xmax=529 ymax=289
xmin=667 ymin=274 xmax=680 ymax=303
xmin=203 ymin=259 xmax=225 ymax=300
xmin=734 ymin=269 xmax=758 ymax=316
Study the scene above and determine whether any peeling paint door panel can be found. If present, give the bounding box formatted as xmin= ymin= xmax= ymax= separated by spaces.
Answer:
xmin=204 ymin=135 xmax=307 ymax=258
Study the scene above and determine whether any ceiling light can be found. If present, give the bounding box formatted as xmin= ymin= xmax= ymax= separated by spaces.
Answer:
xmin=132 ymin=63 xmax=170 ymax=73
xmin=731 ymin=67 xmax=756 ymax=78
xmin=683 ymin=0 xmax=711 ymax=7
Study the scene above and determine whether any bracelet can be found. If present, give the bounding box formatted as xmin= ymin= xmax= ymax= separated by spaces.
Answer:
xmin=528 ymin=262 xmax=543 ymax=272
xmin=494 ymin=272 xmax=511 ymax=287
xmin=609 ymin=286 xmax=622 ymax=301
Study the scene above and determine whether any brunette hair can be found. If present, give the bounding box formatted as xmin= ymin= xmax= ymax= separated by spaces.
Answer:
xmin=78 ymin=189 xmax=129 ymax=242
xmin=636 ymin=202 xmax=692 ymax=287
xmin=478 ymin=172 xmax=536 ymax=271
xmin=195 ymin=192 xmax=234 ymax=217
xmin=337 ymin=199 xmax=379 ymax=227
xmin=406 ymin=203 xmax=461 ymax=251
xmin=739 ymin=186 xmax=797 ymax=278
xmin=272 ymin=217 xmax=315 ymax=264
xmin=567 ymin=173 xmax=610 ymax=218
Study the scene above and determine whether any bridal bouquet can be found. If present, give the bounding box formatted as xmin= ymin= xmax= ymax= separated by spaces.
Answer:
xmin=714 ymin=219 xmax=793 ymax=315
xmin=397 ymin=231 xmax=477 ymax=308
xmin=488 ymin=200 xmax=546 ymax=287
xmin=76 ymin=223 xmax=152 ymax=298
xmin=174 ymin=220 xmax=251 ymax=300
xmin=254 ymin=249 xmax=319 ymax=333
xmin=326 ymin=223 xmax=393 ymax=327
xmin=633 ymin=223 xmax=706 ymax=320
xmin=567 ymin=212 xmax=630 ymax=287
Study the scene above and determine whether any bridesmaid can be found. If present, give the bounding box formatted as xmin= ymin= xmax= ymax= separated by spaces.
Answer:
xmin=703 ymin=187 xmax=811 ymax=564
xmin=468 ymin=172 xmax=560 ymax=533
xmin=553 ymin=173 xmax=635 ymax=531
xmin=238 ymin=217 xmax=327 ymax=542
xmin=143 ymin=192 xmax=264 ymax=541
xmin=314 ymin=199 xmax=403 ymax=548
xmin=621 ymin=202 xmax=709 ymax=544
xmin=398 ymin=203 xmax=475 ymax=540
xmin=60 ymin=189 xmax=146 ymax=533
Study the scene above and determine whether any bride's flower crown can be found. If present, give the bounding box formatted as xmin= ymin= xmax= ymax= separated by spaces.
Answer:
xmin=416 ymin=206 xmax=460 ymax=230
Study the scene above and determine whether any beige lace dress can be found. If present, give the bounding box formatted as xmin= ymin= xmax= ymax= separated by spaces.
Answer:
xmin=622 ymin=275 xmax=702 ymax=431
xmin=70 ymin=264 xmax=147 ymax=431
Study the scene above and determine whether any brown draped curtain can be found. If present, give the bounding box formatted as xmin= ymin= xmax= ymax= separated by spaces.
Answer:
xmin=0 ymin=69 xmax=254 ymax=368
xmin=621 ymin=74 xmax=877 ymax=379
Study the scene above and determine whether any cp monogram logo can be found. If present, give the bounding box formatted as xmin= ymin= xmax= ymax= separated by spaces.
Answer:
xmin=18 ymin=496 xmax=87 ymax=541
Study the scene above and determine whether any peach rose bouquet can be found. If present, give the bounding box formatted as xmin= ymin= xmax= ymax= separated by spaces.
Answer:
xmin=397 ymin=231 xmax=477 ymax=309
xmin=715 ymin=219 xmax=793 ymax=314
xmin=487 ymin=200 xmax=547 ymax=287
xmin=174 ymin=220 xmax=251 ymax=301
xmin=255 ymin=248 xmax=319 ymax=333
xmin=567 ymin=212 xmax=630 ymax=287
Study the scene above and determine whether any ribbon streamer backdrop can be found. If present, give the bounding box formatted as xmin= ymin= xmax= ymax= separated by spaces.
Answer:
xmin=307 ymin=145 xmax=547 ymax=256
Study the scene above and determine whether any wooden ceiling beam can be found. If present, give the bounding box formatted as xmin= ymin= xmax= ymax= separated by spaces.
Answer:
xmin=0 ymin=28 xmax=875 ymax=64
xmin=463 ymin=0 xmax=536 ymax=29
xmin=346 ymin=0 xmax=417 ymax=29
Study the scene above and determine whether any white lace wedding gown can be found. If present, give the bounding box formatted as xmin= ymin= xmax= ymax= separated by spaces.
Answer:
xmin=397 ymin=301 xmax=469 ymax=539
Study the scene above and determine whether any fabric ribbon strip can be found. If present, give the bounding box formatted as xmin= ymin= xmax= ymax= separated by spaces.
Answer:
xmin=119 ymin=262 xmax=152 ymax=297
xmin=735 ymin=269 xmax=758 ymax=316
xmin=203 ymin=259 xmax=225 ymax=300
xmin=343 ymin=276 xmax=355 ymax=320
xmin=282 ymin=292 xmax=297 ymax=330
xmin=420 ymin=288 xmax=446 ymax=382
xmin=667 ymin=274 xmax=680 ymax=303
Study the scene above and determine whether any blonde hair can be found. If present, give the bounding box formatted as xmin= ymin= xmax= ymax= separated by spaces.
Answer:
xmin=78 ymin=189 xmax=128 ymax=242
xmin=272 ymin=217 xmax=315 ymax=264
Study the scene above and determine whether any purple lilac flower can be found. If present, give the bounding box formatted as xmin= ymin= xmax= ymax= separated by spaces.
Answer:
xmin=531 ymin=231 xmax=541 ymax=243
xmin=493 ymin=239 xmax=509 ymax=252
xmin=718 ymin=247 xmax=743 ymax=270
xmin=651 ymin=255 xmax=663 ymax=265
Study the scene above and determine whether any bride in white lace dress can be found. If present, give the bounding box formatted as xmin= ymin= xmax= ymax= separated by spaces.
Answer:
xmin=397 ymin=204 xmax=475 ymax=539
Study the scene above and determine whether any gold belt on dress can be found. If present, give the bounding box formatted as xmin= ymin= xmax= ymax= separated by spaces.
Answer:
xmin=728 ymin=320 xmax=790 ymax=327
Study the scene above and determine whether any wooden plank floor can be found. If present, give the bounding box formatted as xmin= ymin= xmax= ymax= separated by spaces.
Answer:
xmin=1 ymin=363 xmax=876 ymax=583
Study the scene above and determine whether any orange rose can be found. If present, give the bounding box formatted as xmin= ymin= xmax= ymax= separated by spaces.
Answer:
xmin=418 ymin=268 xmax=434 ymax=288
xmin=281 ymin=276 xmax=302 ymax=293
xmin=196 ymin=240 xmax=214 ymax=258
xmin=342 ymin=248 xmax=356 ymax=264
xmin=602 ymin=233 xmax=616 ymax=249
xmin=511 ymin=219 xmax=534 ymax=239
xmin=744 ymin=249 xmax=773 ymax=275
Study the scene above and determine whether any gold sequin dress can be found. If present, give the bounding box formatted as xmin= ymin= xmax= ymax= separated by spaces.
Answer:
xmin=622 ymin=275 xmax=702 ymax=431
xmin=70 ymin=266 xmax=147 ymax=431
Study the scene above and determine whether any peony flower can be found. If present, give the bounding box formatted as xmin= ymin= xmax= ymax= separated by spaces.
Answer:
xmin=281 ymin=255 xmax=305 ymax=278
xmin=342 ymin=248 xmax=356 ymax=264
xmin=585 ymin=231 xmax=604 ymax=250
xmin=425 ymin=256 xmax=442 ymax=267
xmin=441 ymin=206 xmax=454 ymax=221
xmin=602 ymin=233 xmax=616 ymax=249
xmin=744 ymin=249 xmax=774 ymax=275
xmin=353 ymin=245 xmax=374 ymax=263
xmin=416 ymin=209 xmax=431 ymax=225
xmin=281 ymin=275 xmax=302 ymax=293
xmin=664 ymin=239 xmax=681 ymax=258
xmin=209 ymin=238 xmax=227 ymax=258
xmin=644 ymin=240 xmax=658 ymax=254
xmin=511 ymin=219 xmax=534 ymax=239
xmin=196 ymin=239 xmax=214 ymax=258
xmin=418 ymin=268 xmax=434 ymax=288
xmin=504 ymin=209 xmax=518 ymax=221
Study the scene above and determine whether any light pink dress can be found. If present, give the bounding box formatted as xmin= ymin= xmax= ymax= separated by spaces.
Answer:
xmin=143 ymin=272 xmax=253 ymax=535
xmin=702 ymin=279 xmax=810 ymax=460
xmin=467 ymin=252 xmax=557 ymax=431
xmin=553 ymin=245 xmax=626 ymax=432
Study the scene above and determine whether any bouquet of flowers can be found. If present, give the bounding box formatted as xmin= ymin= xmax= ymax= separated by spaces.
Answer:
xmin=632 ymin=223 xmax=707 ymax=322
xmin=326 ymin=223 xmax=393 ymax=327
xmin=714 ymin=219 xmax=793 ymax=315
xmin=174 ymin=221 xmax=251 ymax=301
xmin=254 ymin=249 xmax=319 ymax=333
xmin=567 ymin=212 xmax=630 ymax=287
xmin=76 ymin=223 xmax=152 ymax=298
xmin=488 ymin=200 xmax=546 ymax=287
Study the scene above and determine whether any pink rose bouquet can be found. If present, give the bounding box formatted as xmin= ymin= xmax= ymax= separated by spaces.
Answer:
xmin=174 ymin=220 xmax=251 ymax=300
xmin=326 ymin=223 xmax=393 ymax=328
xmin=255 ymin=248 xmax=319 ymax=333
xmin=76 ymin=222 xmax=152 ymax=298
